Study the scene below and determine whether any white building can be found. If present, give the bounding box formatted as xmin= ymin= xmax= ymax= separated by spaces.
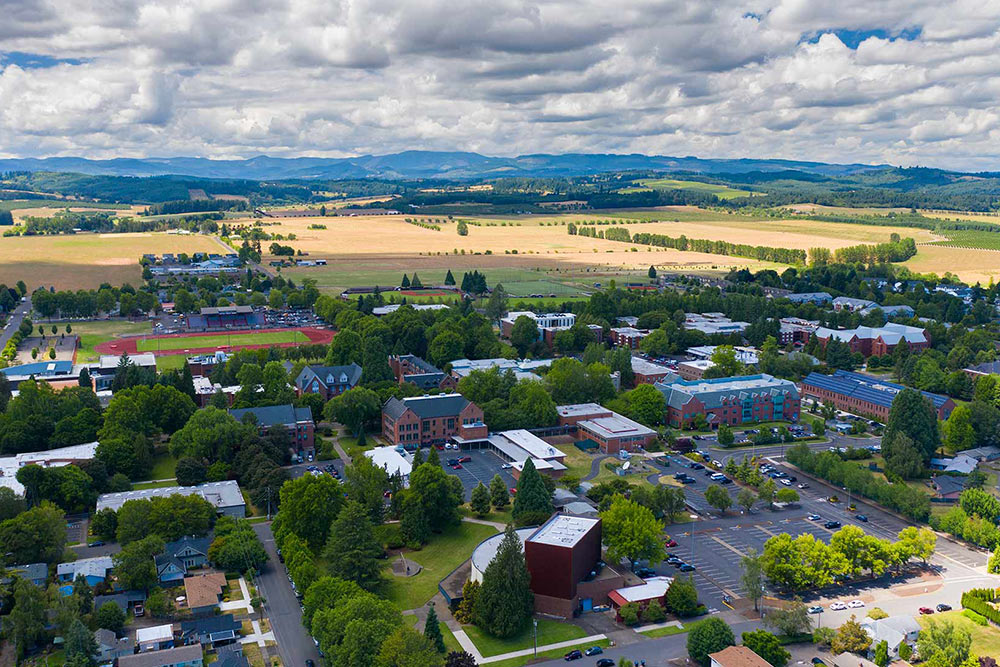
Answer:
xmin=502 ymin=311 xmax=576 ymax=330
xmin=365 ymin=446 xmax=413 ymax=485
xmin=96 ymin=480 xmax=245 ymax=517
xmin=0 ymin=442 xmax=99 ymax=495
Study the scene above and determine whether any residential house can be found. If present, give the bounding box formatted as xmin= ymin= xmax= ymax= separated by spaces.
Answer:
xmin=136 ymin=624 xmax=176 ymax=652
xmin=956 ymin=446 xmax=1000 ymax=462
xmin=7 ymin=563 xmax=47 ymax=587
xmin=94 ymin=590 xmax=146 ymax=616
xmin=94 ymin=628 xmax=133 ymax=662
xmin=929 ymin=454 xmax=978 ymax=475
xmin=861 ymin=615 xmax=921 ymax=659
xmin=294 ymin=363 xmax=362 ymax=400
xmin=118 ymin=644 xmax=203 ymax=667
xmin=381 ymin=394 xmax=487 ymax=448
xmin=214 ymin=644 xmax=250 ymax=667
xmin=156 ymin=536 xmax=212 ymax=585
xmin=709 ymin=646 xmax=771 ymax=667
xmin=229 ymin=404 xmax=315 ymax=454
xmin=57 ymin=556 xmax=112 ymax=594
xmin=608 ymin=576 xmax=673 ymax=622
xmin=929 ymin=475 xmax=965 ymax=500
xmin=183 ymin=571 xmax=228 ymax=616
xmin=179 ymin=614 xmax=241 ymax=648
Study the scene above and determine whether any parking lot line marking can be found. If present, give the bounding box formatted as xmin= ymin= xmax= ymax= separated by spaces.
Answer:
xmin=756 ymin=525 xmax=779 ymax=537
xmin=710 ymin=535 xmax=745 ymax=559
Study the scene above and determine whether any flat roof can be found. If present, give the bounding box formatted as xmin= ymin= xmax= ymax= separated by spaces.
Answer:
xmin=611 ymin=576 xmax=673 ymax=602
xmin=95 ymin=480 xmax=244 ymax=513
xmin=135 ymin=624 xmax=174 ymax=643
xmin=556 ymin=403 xmax=610 ymax=418
xmin=527 ymin=514 xmax=599 ymax=548
xmin=365 ymin=446 xmax=413 ymax=479
xmin=580 ymin=414 xmax=656 ymax=440
xmin=630 ymin=357 xmax=672 ymax=376
xmin=471 ymin=528 xmax=536 ymax=574
xmin=497 ymin=429 xmax=565 ymax=460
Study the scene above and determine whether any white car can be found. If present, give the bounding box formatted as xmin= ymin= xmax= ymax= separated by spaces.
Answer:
xmin=780 ymin=479 xmax=793 ymax=486
xmin=829 ymin=602 xmax=847 ymax=611
xmin=848 ymin=600 xmax=865 ymax=609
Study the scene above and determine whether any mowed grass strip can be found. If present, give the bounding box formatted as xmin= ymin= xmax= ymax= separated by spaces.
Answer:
xmin=135 ymin=330 xmax=309 ymax=352
xmin=463 ymin=618 xmax=588 ymax=657
xmin=381 ymin=521 xmax=498 ymax=610
xmin=920 ymin=611 xmax=1000 ymax=658
xmin=71 ymin=319 xmax=152 ymax=363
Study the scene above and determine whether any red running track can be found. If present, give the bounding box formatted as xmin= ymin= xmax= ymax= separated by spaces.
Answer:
xmin=93 ymin=326 xmax=335 ymax=357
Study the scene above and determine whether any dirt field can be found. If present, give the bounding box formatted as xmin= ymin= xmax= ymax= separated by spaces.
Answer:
xmin=0 ymin=232 xmax=221 ymax=290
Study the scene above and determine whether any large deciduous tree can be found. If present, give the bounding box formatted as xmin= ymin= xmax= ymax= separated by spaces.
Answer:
xmin=600 ymin=495 xmax=665 ymax=570
xmin=687 ymin=617 xmax=735 ymax=667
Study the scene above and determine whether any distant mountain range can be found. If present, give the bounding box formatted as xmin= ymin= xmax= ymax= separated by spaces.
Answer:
xmin=0 ymin=151 xmax=890 ymax=181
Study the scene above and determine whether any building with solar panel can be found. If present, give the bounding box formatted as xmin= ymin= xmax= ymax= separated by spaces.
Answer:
xmin=800 ymin=370 xmax=955 ymax=421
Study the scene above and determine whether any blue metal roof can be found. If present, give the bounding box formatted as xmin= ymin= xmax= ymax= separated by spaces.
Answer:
xmin=0 ymin=360 xmax=74 ymax=377
xmin=801 ymin=370 xmax=950 ymax=410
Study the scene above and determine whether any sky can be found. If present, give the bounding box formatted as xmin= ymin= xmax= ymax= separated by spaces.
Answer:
xmin=2 ymin=0 xmax=1000 ymax=171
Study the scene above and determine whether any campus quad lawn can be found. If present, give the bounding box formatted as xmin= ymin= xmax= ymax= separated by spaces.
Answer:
xmin=149 ymin=451 xmax=178 ymax=480
xmin=135 ymin=330 xmax=309 ymax=352
xmin=155 ymin=353 xmax=189 ymax=370
xmin=485 ymin=639 xmax=611 ymax=667
xmin=463 ymin=617 xmax=588 ymax=657
xmin=920 ymin=611 xmax=1000 ymax=658
xmin=382 ymin=521 xmax=499 ymax=610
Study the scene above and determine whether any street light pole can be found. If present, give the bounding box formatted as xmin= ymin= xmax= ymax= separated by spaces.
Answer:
xmin=533 ymin=619 xmax=538 ymax=657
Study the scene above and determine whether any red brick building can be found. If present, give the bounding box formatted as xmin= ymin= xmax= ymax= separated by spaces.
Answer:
xmin=229 ymin=404 xmax=315 ymax=454
xmin=608 ymin=327 xmax=649 ymax=349
xmin=813 ymin=323 xmax=929 ymax=357
xmin=655 ymin=374 xmax=800 ymax=429
xmin=382 ymin=394 xmax=487 ymax=448
xmin=388 ymin=354 xmax=457 ymax=391
xmin=556 ymin=403 xmax=658 ymax=454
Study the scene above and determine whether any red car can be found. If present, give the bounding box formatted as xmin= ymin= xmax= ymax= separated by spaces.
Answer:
xmin=435 ymin=445 xmax=445 ymax=450
xmin=664 ymin=539 xmax=678 ymax=547
xmin=510 ymin=488 xmax=518 ymax=494
xmin=919 ymin=607 xmax=934 ymax=615
xmin=451 ymin=463 xmax=463 ymax=470
xmin=458 ymin=456 xmax=471 ymax=463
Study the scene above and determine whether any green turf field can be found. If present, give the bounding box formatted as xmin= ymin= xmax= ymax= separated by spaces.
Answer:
xmin=136 ymin=330 xmax=308 ymax=352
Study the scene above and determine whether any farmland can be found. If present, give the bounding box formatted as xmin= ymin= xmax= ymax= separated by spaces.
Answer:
xmin=0 ymin=232 xmax=221 ymax=290
xmin=619 ymin=178 xmax=754 ymax=199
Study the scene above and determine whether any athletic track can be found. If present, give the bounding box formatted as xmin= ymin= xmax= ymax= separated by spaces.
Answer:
xmin=93 ymin=326 xmax=335 ymax=357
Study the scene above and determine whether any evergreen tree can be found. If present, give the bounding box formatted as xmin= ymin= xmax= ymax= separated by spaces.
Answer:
xmin=322 ymin=501 xmax=383 ymax=590
xmin=424 ymin=604 xmax=447 ymax=653
xmin=490 ymin=474 xmax=510 ymax=510
xmin=412 ymin=448 xmax=425 ymax=468
xmin=402 ymin=274 xmax=411 ymax=288
xmin=884 ymin=387 xmax=940 ymax=464
xmin=426 ymin=446 xmax=441 ymax=468
xmin=65 ymin=618 xmax=97 ymax=666
xmin=512 ymin=459 xmax=553 ymax=526
xmin=360 ymin=336 xmax=394 ymax=384
xmin=179 ymin=364 xmax=196 ymax=400
xmin=474 ymin=524 xmax=534 ymax=638
xmin=648 ymin=265 xmax=657 ymax=279
xmin=78 ymin=367 xmax=91 ymax=388
xmin=401 ymin=493 xmax=431 ymax=545
xmin=470 ymin=482 xmax=491 ymax=518
xmin=411 ymin=273 xmax=424 ymax=289
xmin=444 ymin=270 xmax=456 ymax=286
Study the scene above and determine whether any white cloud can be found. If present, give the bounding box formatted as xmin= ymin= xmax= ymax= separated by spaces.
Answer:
xmin=0 ymin=0 xmax=999 ymax=169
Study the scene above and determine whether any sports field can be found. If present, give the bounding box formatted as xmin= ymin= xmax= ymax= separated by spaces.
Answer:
xmin=135 ymin=330 xmax=309 ymax=352
xmin=0 ymin=232 xmax=221 ymax=290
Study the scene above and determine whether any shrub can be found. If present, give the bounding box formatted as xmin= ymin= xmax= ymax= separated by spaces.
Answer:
xmin=962 ymin=609 xmax=988 ymax=626
xmin=619 ymin=602 xmax=640 ymax=626
xmin=867 ymin=607 xmax=888 ymax=620
xmin=643 ymin=600 xmax=666 ymax=623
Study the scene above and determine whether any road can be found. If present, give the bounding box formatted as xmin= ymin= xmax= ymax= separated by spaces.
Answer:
xmin=253 ymin=521 xmax=321 ymax=667
xmin=531 ymin=619 xmax=764 ymax=667
xmin=0 ymin=296 xmax=30 ymax=351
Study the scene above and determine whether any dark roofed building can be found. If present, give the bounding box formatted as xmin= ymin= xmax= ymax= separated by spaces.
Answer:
xmin=94 ymin=590 xmax=146 ymax=615
xmin=215 ymin=644 xmax=250 ymax=667
xmin=180 ymin=613 xmax=241 ymax=648
xmin=8 ymin=563 xmax=47 ymax=587
xmin=655 ymin=374 xmax=800 ymax=429
xmin=118 ymin=644 xmax=203 ymax=667
xmin=295 ymin=363 xmax=362 ymax=400
xmin=389 ymin=354 xmax=457 ymax=391
xmin=382 ymin=394 xmax=486 ymax=448
xmin=156 ymin=536 xmax=212 ymax=585
xmin=229 ymin=403 xmax=315 ymax=454
xmin=930 ymin=475 xmax=965 ymax=500
xmin=801 ymin=370 xmax=955 ymax=421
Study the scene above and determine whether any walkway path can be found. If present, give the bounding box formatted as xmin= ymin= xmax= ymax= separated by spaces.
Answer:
xmin=450 ymin=629 xmax=609 ymax=665
xmin=220 ymin=576 xmax=255 ymax=614
xmin=583 ymin=454 xmax=609 ymax=481
xmin=462 ymin=516 xmax=506 ymax=530
xmin=239 ymin=619 xmax=276 ymax=647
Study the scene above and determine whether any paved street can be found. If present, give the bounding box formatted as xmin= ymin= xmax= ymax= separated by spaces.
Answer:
xmin=253 ymin=522 xmax=321 ymax=667
xmin=0 ymin=295 xmax=30 ymax=351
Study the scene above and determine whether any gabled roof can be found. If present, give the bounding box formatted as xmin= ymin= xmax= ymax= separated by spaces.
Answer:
xmin=801 ymin=370 xmax=950 ymax=411
xmin=229 ymin=403 xmax=313 ymax=427
xmin=184 ymin=571 xmax=228 ymax=608
xmin=181 ymin=613 xmax=241 ymax=635
xmin=118 ymin=645 xmax=202 ymax=667
xmin=655 ymin=374 xmax=799 ymax=411
xmin=708 ymin=646 xmax=771 ymax=667
xmin=297 ymin=363 xmax=362 ymax=389
xmin=383 ymin=393 xmax=471 ymax=420
xmin=9 ymin=563 xmax=46 ymax=582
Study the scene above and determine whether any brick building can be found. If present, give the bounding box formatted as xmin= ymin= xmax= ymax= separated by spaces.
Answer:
xmin=813 ymin=323 xmax=929 ymax=357
xmin=229 ymin=404 xmax=315 ymax=454
xmin=655 ymin=374 xmax=800 ymax=429
xmin=800 ymin=370 xmax=955 ymax=421
xmin=294 ymin=363 xmax=362 ymax=400
xmin=388 ymin=354 xmax=457 ymax=391
xmin=556 ymin=403 xmax=657 ymax=454
xmin=608 ymin=327 xmax=649 ymax=349
xmin=381 ymin=394 xmax=486 ymax=448
xmin=778 ymin=318 xmax=819 ymax=345
xmin=630 ymin=357 xmax=674 ymax=385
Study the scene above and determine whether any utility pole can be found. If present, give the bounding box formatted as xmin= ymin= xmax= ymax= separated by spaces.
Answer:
xmin=533 ymin=619 xmax=538 ymax=657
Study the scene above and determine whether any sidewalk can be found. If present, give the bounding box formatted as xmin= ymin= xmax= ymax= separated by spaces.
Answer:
xmin=240 ymin=619 xmax=276 ymax=647
xmin=450 ymin=630 xmax=608 ymax=665
xmin=220 ymin=576 xmax=255 ymax=614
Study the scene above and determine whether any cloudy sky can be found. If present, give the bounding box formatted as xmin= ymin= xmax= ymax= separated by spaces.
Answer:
xmin=2 ymin=0 xmax=1000 ymax=170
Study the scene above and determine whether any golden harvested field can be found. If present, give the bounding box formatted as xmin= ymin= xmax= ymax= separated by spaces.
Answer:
xmin=11 ymin=204 xmax=145 ymax=222
xmin=0 ymin=232 xmax=221 ymax=290
xmin=904 ymin=244 xmax=1000 ymax=284
xmin=919 ymin=209 xmax=1000 ymax=224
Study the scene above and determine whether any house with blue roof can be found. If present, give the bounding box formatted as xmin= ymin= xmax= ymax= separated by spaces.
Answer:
xmin=57 ymin=556 xmax=113 ymax=594
xmin=156 ymin=536 xmax=212 ymax=585
xmin=801 ymin=370 xmax=955 ymax=421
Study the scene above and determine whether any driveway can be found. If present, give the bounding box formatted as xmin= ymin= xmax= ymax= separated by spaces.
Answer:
xmin=0 ymin=296 xmax=30 ymax=351
xmin=253 ymin=522 xmax=321 ymax=666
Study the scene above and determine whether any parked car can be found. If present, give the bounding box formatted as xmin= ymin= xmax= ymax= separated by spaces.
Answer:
xmin=458 ymin=456 xmax=471 ymax=463
xmin=919 ymin=607 xmax=934 ymax=615
xmin=808 ymin=514 xmax=822 ymax=521
xmin=829 ymin=601 xmax=847 ymax=611
xmin=596 ymin=660 xmax=615 ymax=667
xmin=667 ymin=557 xmax=683 ymax=565
xmin=690 ymin=463 xmax=704 ymax=470
xmin=87 ymin=540 xmax=105 ymax=548
xmin=451 ymin=464 xmax=463 ymax=470
xmin=447 ymin=459 xmax=459 ymax=466
xmin=679 ymin=564 xmax=696 ymax=572
xmin=808 ymin=605 xmax=823 ymax=614
xmin=635 ymin=567 xmax=656 ymax=578
xmin=856 ymin=515 xmax=868 ymax=523
xmin=664 ymin=539 xmax=677 ymax=547
xmin=811 ymin=659 xmax=826 ymax=666
xmin=936 ymin=603 xmax=952 ymax=612
xmin=584 ymin=647 xmax=603 ymax=656
xmin=781 ymin=479 xmax=793 ymax=486
xmin=133 ymin=603 xmax=145 ymax=617
xmin=824 ymin=521 xmax=842 ymax=529
xmin=847 ymin=600 xmax=865 ymax=609
xmin=501 ymin=463 xmax=512 ymax=469
xmin=564 ymin=650 xmax=583 ymax=661
xmin=798 ymin=483 xmax=809 ymax=489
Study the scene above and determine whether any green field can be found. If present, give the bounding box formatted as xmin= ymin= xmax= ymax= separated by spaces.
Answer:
xmin=155 ymin=353 xmax=190 ymax=371
xmin=381 ymin=521 xmax=498 ymax=610
xmin=136 ymin=330 xmax=308 ymax=352
xmin=69 ymin=319 xmax=152 ymax=363
xmin=0 ymin=199 xmax=130 ymax=212
xmin=932 ymin=229 xmax=1000 ymax=249
xmin=499 ymin=279 xmax=584 ymax=297
xmin=463 ymin=618 xmax=588 ymax=657
xmin=618 ymin=179 xmax=754 ymax=199
xmin=920 ymin=611 xmax=1000 ymax=658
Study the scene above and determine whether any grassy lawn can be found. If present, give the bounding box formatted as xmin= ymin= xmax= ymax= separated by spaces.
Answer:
xmin=639 ymin=622 xmax=695 ymax=638
xmin=155 ymin=353 xmax=190 ymax=370
xmin=133 ymin=479 xmax=179 ymax=489
xmin=459 ymin=505 xmax=513 ymax=525
xmin=486 ymin=639 xmax=611 ymax=667
xmin=340 ymin=434 xmax=376 ymax=460
xmin=405 ymin=615 xmax=463 ymax=653
xmin=241 ymin=643 xmax=266 ymax=667
xmin=136 ymin=330 xmax=308 ymax=352
xmin=382 ymin=521 xmax=499 ymax=610
xmin=71 ymin=319 xmax=152 ymax=363
xmin=560 ymin=446 xmax=597 ymax=479
xmin=463 ymin=618 xmax=589 ymax=657
xmin=920 ymin=610 xmax=1000 ymax=657
xmin=150 ymin=451 xmax=178 ymax=480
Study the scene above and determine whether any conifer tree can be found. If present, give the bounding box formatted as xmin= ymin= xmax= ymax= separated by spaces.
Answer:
xmin=512 ymin=459 xmax=553 ymax=526
xmin=474 ymin=524 xmax=534 ymax=638
xmin=470 ymin=482 xmax=491 ymax=518
xmin=424 ymin=604 xmax=446 ymax=653
xmin=490 ymin=474 xmax=510 ymax=510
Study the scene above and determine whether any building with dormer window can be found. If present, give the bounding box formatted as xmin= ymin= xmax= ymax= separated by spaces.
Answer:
xmin=295 ymin=363 xmax=363 ymax=400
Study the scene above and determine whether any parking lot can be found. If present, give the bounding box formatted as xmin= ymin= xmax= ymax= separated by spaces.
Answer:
xmin=441 ymin=448 xmax=517 ymax=501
